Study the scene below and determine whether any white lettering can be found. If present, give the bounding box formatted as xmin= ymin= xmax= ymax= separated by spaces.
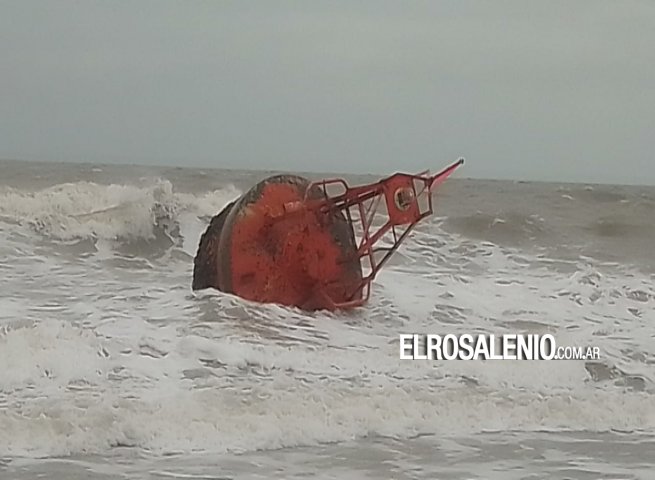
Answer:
xmin=426 ymin=335 xmax=442 ymax=360
xmin=399 ymin=334 xmax=414 ymax=360
xmin=413 ymin=334 xmax=428 ymax=360
xmin=540 ymin=334 xmax=556 ymax=360
xmin=442 ymin=334 xmax=458 ymax=360
xmin=503 ymin=334 xmax=517 ymax=360
xmin=459 ymin=334 xmax=474 ymax=360
xmin=474 ymin=334 xmax=490 ymax=360
xmin=489 ymin=334 xmax=503 ymax=360
xmin=399 ymin=334 xmax=597 ymax=361
xmin=517 ymin=334 xmax=532 ymax=360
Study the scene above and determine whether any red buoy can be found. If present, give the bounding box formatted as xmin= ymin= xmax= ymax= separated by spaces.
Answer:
xmin=193 ymin=159 xmax=463 ymax=310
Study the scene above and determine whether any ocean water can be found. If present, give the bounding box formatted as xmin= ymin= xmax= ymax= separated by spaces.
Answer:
xmin=0 ymin=159 xmax=654 ymax=479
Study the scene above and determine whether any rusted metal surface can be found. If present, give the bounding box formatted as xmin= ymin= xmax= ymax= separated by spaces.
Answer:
xmin=192 ymin=200 xmax=235 ymax=290
xmin=192 ymin=159 xmax=464 ymax=310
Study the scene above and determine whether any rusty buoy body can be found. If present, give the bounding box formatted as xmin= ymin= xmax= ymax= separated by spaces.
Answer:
xmin=193 ymin=160 xmax=464 ymax=310
xmin=193 ymin=175 xmax=363 ymax=310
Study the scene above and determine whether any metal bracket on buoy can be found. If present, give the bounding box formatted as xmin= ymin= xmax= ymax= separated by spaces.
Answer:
xmin=304 ymin=158 xmax=465 ymax=309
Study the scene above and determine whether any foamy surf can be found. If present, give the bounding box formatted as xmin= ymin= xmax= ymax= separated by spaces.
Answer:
xmin=0 ymin=163 xmax=653 ymax=480
xmin=1 ymin=237 xmax=654 ymax=458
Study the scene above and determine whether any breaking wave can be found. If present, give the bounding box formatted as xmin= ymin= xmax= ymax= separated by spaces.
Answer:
xmin=0 ymin=180 xmax=241 ymax=246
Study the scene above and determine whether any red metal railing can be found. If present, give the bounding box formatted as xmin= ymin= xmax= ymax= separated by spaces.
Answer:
xmin=304 ymin=158 xmax=464 ymax=308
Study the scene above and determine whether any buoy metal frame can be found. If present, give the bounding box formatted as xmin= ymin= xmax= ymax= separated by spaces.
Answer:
xmin=287 ymin=158 xmax=465 ymax=310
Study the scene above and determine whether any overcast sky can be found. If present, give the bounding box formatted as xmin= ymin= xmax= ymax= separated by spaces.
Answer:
xmin=1 ymin=1 xmax=654 ymax=184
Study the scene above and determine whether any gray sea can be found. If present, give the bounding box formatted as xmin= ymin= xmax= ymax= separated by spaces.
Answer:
xmin=0 ymin=159 xmax=654 ymax=479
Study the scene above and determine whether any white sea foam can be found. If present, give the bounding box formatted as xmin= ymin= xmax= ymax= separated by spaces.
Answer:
xmin=0 ymin=179 xmax=654 ymax=460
